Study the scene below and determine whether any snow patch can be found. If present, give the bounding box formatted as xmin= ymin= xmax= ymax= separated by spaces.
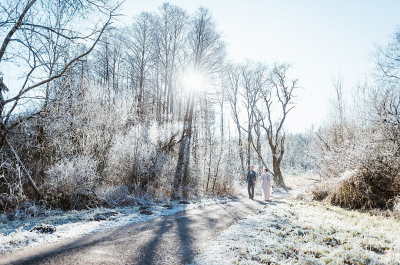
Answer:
xmin=0 ymin=196 xmax=234 ymax=255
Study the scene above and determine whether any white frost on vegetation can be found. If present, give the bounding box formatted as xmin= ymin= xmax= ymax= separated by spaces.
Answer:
xmin=339 ymin=170 xmax=356 ymax=181
xmin=0 ymin=196 xmax=233 ymax=255
xmin=191 ymin=199 xmax=400 ymax=264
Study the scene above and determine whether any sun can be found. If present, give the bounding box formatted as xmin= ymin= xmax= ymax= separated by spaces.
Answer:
xmin=182 ymin=71 xmax=204 ymax=92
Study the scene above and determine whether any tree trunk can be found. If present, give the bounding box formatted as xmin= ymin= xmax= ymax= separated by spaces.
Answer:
xmin=246 ymin=124 xmax=251 ymax=170
xmin=272 ymin=156 xmax=285 ymax=187
xmin=174 ymin=92 xmax=195 ymax=199
xmin=235 ymin=122 xmax=245 ymax=175
xmin=173 ymin=135 xmax=188 ymax=197
xmin=212 ymin=153 xmax=222 ymax=193
xmin=5 ymin=137 xmax=42 ymax=198
xmin=0 ymin=93 xmax=5 ymax=147
xmin=255 ymin=124 xmax=262 ymax=172
xmin=137 ymin=57 xmax=144 ymax=117
xmin=206 ymin=147 xmax=212 ymax=191
xmin=181 ymin=131 xmax=192 ymax=199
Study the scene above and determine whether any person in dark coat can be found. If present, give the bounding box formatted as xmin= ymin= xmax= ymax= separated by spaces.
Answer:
xmin=246 ymin=166 xmax=257 ymax=199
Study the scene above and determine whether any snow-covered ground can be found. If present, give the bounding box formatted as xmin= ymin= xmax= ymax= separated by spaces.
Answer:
xmin=191 ymin=198 xmax=400 ymax=264
xmin=0 ymin=196 xmax=234 ymax=255
xmin=5 ymin=173 xmax=398 ymax=264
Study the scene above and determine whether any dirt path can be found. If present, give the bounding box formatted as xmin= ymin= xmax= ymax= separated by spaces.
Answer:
xmin=1 ymin=194 xmax=282 ymax=265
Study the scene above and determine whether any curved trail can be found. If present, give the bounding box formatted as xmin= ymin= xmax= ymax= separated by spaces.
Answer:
xmin=1 ymin=193 xmax=288 ymax=265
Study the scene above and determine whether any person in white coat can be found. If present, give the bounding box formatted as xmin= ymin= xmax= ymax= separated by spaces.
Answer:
xmin=259 ymin=168 xmax=272 ymax=201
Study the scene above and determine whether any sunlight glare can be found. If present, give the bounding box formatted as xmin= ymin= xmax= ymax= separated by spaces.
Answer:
xmin=182 ymin=71 xmax=204 ymax=92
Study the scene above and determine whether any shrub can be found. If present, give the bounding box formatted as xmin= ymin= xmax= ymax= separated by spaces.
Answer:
xmin=312 ymin=183 xmax=330 ymax=201
xmin=45 ymin=156 xmax=100 ymax=210
xmin=0 ymin=168 xmax=27 ymax=213
xmin=95 ymin=186 xmax=137 ymax=207
xmin=328 ymin=156 xmax=400 ymax=210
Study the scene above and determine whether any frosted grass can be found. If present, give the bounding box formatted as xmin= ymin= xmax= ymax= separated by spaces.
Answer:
xmin=191 ymin=199 xmax=400 ymax=264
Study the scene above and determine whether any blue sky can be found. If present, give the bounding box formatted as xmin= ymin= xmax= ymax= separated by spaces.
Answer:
xmin=120 ymin=0 xmax=400 ymax=133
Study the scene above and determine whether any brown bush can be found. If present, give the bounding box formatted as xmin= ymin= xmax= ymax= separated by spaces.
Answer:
xmin=312 ymin=183 xmax=330 ymax=201
xmin=328 ymin=156 xmax=400 ymax=210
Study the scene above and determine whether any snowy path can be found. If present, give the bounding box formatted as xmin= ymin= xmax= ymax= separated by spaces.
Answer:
xmin=0 ymin=196 xmax=269 ymax=265
xmin=0 ymin=196 xmax=240 ymax=255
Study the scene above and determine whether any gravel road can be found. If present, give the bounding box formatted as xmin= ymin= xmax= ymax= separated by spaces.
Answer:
xmin=1 ymin=197 xmax=269 ymax=265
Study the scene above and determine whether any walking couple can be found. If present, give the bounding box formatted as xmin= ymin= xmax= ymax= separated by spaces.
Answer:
xmin=246 ymin=166 xmax=272 ymax=201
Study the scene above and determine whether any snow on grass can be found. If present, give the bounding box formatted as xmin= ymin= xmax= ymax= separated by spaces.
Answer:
xmin=0 ymin=196 xmax=235 ymax=255
xmin=191 ymin=199 xmax=400 ymax=264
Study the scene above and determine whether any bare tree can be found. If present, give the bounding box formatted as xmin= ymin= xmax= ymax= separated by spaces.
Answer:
xmin=0 ymin=0 xmax=118 ymax=196
xmin=257 ymin=63 xmax=297 ymax=187
xmin=93 ymin=29 xmax=125 ymax=104
xmin=226 ymin=62 xmax=280 ymax=177
xmin=329 ymin=74 xmax=346 ymax=144
xmin=174 ymin=7 xmax=225 ymax=198
xmin=239 ymin=62 xmax=267 ymax=171
xmin=373 ymin=29 xmax=400 ymax=84
xmin=153 ymin=3 xmax=188 ymax=122
xmin=372 ymin=28 xmax=400 ymax=151
xmin=125 ymin=12 xmax=154 ymax=116
xmin=226 ymin=65 xmax=245 ymax=174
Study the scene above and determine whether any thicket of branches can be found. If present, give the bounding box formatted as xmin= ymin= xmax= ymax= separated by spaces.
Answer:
xmin=0 ymin=2 xmax=304 ymax=213
xmin=5 ymin=2 xmax=397 ymax=217
xmin=311 ymin=28 xmax=400 ymax=210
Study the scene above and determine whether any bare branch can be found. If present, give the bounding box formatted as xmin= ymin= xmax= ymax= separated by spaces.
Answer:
xmin=0 ymin=0 xmax=37 ymax=63
xmin=4 ymin=13 xmax=113 ymax=105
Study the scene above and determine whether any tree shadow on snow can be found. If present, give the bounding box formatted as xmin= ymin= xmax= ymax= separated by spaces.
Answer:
xmin=136 ymin=218 xmax=175 ymax=265
xmin=176 ymin=215 xmax=196 ymax=264
xmin=134 ymin=212 xmax=196 ymax=265
xmin=268 ymin=200 xmax=286 ymax=206
xmin=252 ymin=199 xmax=268 ymax=205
